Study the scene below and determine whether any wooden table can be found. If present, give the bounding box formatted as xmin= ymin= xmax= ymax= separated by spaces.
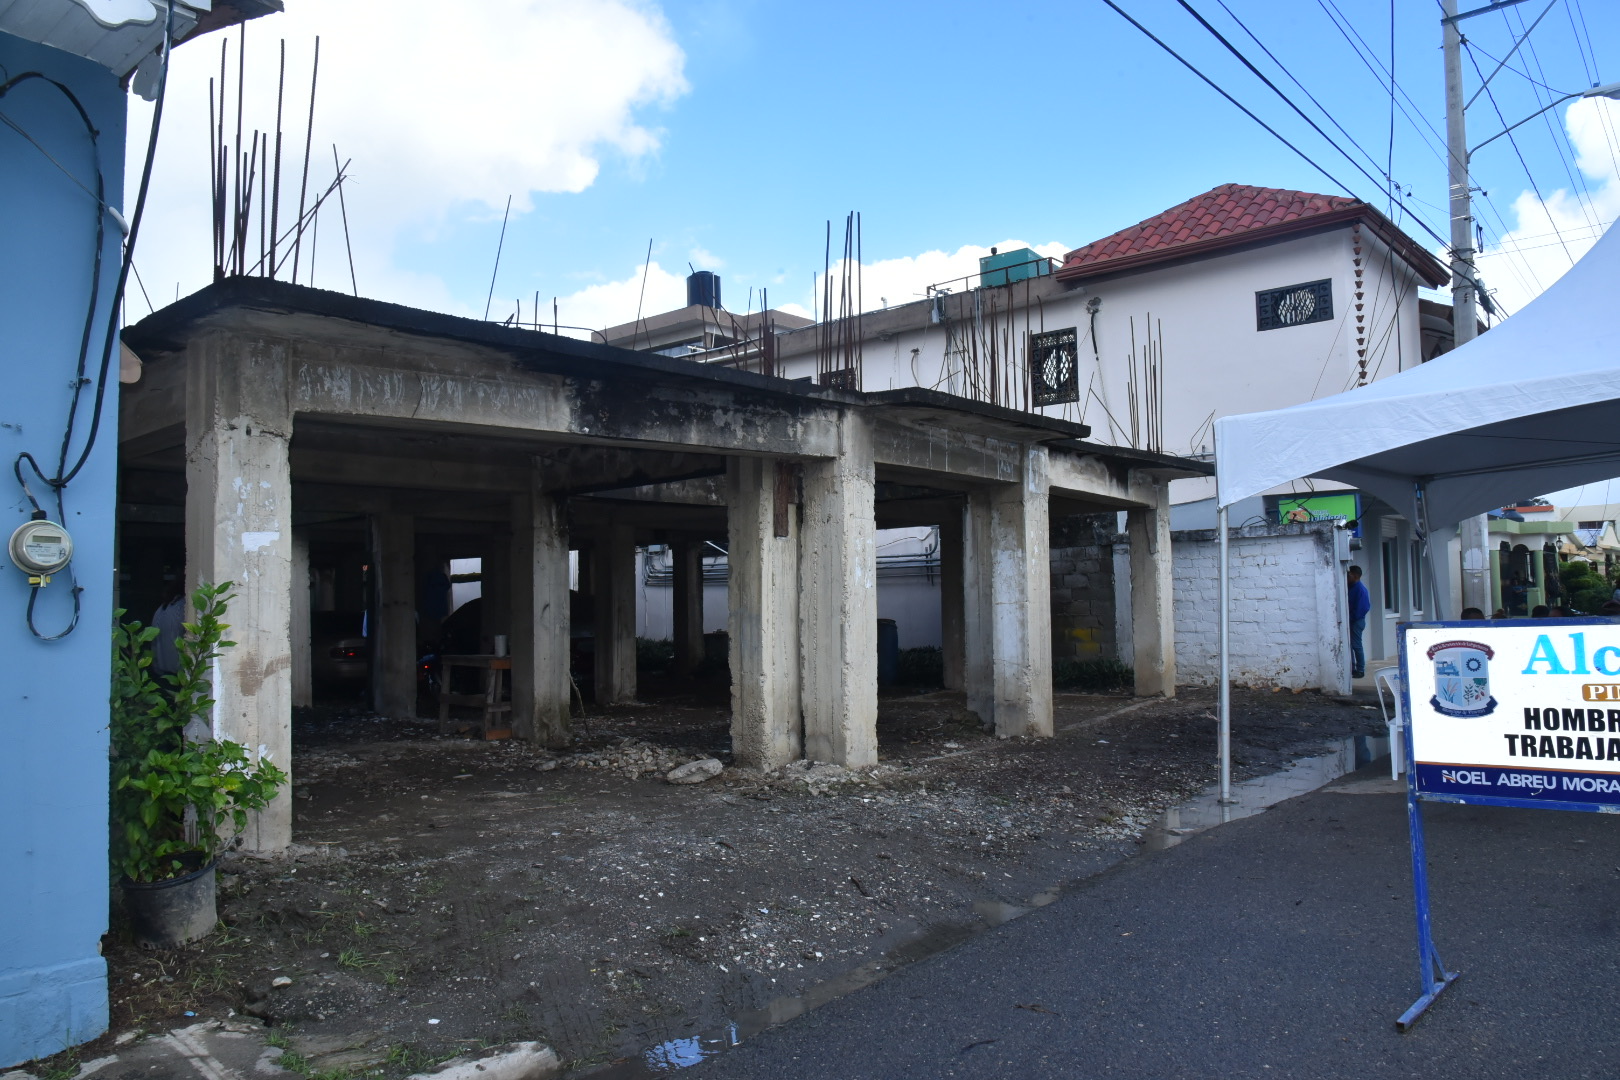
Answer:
xmin=437 ymin=654 xmax=512 ymax=740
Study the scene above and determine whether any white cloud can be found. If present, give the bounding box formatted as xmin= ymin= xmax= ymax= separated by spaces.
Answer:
xmin=808 ymin=240 xmax=1070 ymax=316
xmin=550 ymin=260 xmax=687 ymax=337
xmin=126 ymin=0 xmax=687 ymax=315
xmin=1476 ymin=97 xmax=1620 ymax=317
xmin=688 ymin=246 xmax=724 ymax=270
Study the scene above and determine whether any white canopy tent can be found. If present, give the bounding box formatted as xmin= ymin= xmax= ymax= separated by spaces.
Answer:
xmin=1209 ymin=224 xmax=1620 ymax=799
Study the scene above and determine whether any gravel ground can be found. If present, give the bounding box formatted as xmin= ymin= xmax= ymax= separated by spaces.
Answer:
xmin=66 ymin=683 xmax=1385 ymax=1079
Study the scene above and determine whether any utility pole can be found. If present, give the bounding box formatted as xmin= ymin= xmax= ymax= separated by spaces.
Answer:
xmin=1443 ymin=0 xmax=1494 ymax=615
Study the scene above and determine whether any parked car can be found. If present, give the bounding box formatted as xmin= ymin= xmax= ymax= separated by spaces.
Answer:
xmin=311 ymin=611 xmax=369 ymax=687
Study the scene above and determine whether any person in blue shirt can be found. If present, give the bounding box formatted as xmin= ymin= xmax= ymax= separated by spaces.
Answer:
xmin=1347 ymin=565 xmax=1371 ymax=679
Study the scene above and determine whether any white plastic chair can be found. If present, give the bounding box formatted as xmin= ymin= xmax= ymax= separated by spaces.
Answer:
xmin=1373 ymin=667 xmax=1405 ymax=779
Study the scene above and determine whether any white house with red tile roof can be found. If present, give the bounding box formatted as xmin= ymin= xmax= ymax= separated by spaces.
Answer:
xmin=768 ymin=182 xmax=1449 ymax=523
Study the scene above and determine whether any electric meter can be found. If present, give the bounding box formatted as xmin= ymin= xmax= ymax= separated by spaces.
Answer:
xmin=9 ymin=519 xmax=73 ymax=578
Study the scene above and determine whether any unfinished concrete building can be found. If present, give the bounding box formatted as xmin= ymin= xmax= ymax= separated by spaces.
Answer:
xmin=117 ymin=279 xmax=1208 ymax=851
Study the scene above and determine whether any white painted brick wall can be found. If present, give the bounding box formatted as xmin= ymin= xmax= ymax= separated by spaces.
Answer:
xmin=1170 ymin=522 xmax=1347 ymax=691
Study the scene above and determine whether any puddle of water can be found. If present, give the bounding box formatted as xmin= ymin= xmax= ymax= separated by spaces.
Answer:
xmin=590 ymin=732 xmax=1388 ymax=1077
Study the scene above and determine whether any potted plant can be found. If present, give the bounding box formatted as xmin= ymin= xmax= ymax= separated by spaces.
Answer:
xmin=110 ymin=581 xmax=288 ymax=947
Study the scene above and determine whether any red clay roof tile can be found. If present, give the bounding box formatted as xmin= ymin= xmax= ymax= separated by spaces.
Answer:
xmin=1060 ymin=183 xmax=1364 ymax=276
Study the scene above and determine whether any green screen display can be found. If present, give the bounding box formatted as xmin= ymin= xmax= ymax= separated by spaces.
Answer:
xmin=1277 ymin=494 xmax=1359 ymax=522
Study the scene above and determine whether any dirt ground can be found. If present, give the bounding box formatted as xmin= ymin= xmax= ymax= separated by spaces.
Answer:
xmin=78 ymin=682 xmax=1385 ymax=1078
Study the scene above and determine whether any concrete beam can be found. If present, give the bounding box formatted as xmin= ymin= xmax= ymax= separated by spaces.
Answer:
xmin=183 ymin=331 xmax=293 ymax=852
xmin=1128 ymin=479 xmax=1176 ymax=698
xmin=293 ymin=448 xmax=532 ymax=493
xmin=870 ymin=419 xmax=1025 ymax=485
xmin=288 ymin=344 xmax=843 ymax=458
xmin=727 ymin=457 xmax=802 ymax=771
xmin=799 ymin=414 xmax=878 ymax=767
xmin=1044 ymin=448 xmax=1153 ymax=509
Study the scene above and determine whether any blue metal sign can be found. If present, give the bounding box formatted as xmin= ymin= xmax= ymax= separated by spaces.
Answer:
xmin=1395 ymin=618 xmax=1620 ymax=1030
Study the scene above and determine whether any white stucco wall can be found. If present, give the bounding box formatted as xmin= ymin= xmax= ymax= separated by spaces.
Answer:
xmin=1170 ymin=522 xmax=1349 ymax=691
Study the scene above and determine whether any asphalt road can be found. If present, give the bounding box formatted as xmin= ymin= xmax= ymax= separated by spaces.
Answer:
xmin=687 ymin=766 xmax=1620 ymax=1079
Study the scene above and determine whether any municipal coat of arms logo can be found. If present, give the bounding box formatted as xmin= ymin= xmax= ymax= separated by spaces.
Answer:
xmin=1427 ymin=639 xmax=1497 ymax=718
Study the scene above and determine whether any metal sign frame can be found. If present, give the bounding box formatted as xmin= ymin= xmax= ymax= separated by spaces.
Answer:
xmin=1396 ymin=617 xmax=1620 ymax=1030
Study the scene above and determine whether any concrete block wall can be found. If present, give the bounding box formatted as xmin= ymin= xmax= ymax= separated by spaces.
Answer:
xmin=1049 ymin=514 xmax=1117 ymax=662
xmin=1169 ymin=521 xmax=1346 ymax=691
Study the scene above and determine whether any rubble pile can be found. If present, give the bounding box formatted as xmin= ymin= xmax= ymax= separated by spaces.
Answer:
xmin=560 ymin=737 xmax=704 ymax=780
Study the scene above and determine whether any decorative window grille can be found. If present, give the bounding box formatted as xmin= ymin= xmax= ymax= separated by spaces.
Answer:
xmin=1029 ymin=327 xmax=1080 ymax=406
xmin=1256 ymin=279 xmax=1333 ymax=331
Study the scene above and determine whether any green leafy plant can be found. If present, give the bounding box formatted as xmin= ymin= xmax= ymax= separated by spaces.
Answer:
xmin=111 ymin=581 xmax=289 ymax=883
xmin=1053 ymin=657 xmax=1134 ymax=692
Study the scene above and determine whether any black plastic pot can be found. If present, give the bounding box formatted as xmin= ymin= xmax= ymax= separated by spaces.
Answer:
xmin=122 ymin=858 xmax=218 ymax=948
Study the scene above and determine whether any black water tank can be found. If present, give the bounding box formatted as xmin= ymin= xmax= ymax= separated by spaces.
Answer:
xmin=687 ymin=270 xmax=721 ymax=309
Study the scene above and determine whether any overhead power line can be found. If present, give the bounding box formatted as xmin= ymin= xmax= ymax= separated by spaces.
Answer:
xmin=1464 ymin=41 xmax=1577 ymax=265
xmin=1101 ymin=0 xmax=1457 ymax=256
xmin=1212 ymin=0 xmax=1390 ymax=189
xmin=1176 ymin=0 xmax=1446 ymax=240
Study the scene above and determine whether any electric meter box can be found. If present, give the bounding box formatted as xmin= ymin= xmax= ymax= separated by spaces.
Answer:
xmin=9 ymin=519 xmax=73 ymax=576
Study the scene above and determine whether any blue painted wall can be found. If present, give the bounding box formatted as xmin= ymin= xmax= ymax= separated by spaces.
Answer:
xmin=0 ymin=32 xmax=125 ymax=1067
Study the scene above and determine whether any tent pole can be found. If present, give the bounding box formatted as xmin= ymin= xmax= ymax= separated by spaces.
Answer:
xmin=1218 ymin=503 xmax=1233 ymax=805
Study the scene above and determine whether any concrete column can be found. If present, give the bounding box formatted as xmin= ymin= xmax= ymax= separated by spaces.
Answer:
xmin=184 ymin=332 xmax=293 ymax=852
xmin=963 ymin=489 xmax=994 ymax=726
xmin=963 ymin=449 xmax=1053 ymax=737
xmin=990 ymin=446 xmax=1053 ymax=737
xmin=799 ymin=414 xmax=878 ymax=767
xmin=592 ymin=524 xmax=637 ymax=704
xmin=938 ymin=508 xmax=966 ymax=691
xmin=511 ymin=489 xmax=571 ymax=746
xmin=371 ymin=512 xmax=416 ymax=719
xmin=291 ymin=530 xmax=312 ymax=709
xmin=1127 ymin=480 xmax=1176 ymax=698
xmin=483 ymin=530 xmax=512 ymax=647
xmin=727 ymin=457 xmax=802 ymax=770
xmin=672 ymin=539 xmax=705 ymax=675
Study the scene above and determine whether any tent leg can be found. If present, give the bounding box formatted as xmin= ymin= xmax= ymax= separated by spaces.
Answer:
xmin=1218 ymin=504 xmax=1233 ymax=806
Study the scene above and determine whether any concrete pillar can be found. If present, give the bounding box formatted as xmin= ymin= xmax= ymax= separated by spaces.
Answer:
xmin=184 ymin=333 xmax=293 ymax=852
xmin=483 ymin=530 xmax=512 ymax=646
xmin=963 ymin=449 xmax=1053 ymax=737
xmin=371 ymin=512 xmax=417 ymax=719
xmin=592 ymin=524 xmax=637 ymax=704
xmin=672 ymin=539 xmax=705 ymax=675
xmin=938 ymin=508 xmax=966 ymax=691
xmin=291 ymin=530 xmax=312 ymax=709
xmin=1127 ymin=480 xmax=1176 ymax=698
xmin=964 ymin=490 xmax=994 ymax=726
xmin=727 ymin=457 xmax=802 ymax=770
xmin=511 ymin=489 xmax=571 ymax=746
xmin=992 ymin=447 xmax=1053 ymax=736
xmin=799 ymin=414 xmax=877 ymax=767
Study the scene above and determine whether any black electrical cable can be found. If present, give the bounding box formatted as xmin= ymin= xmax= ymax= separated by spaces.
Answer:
xmin=2 ymin=2 xmax=174 ymax=639
xmin=1212 ymin=0 xmax=1389 ymax=193
xmin=0 ymin=72 xmax=108 ymax=498
xmin=1102 ymin=0 xmax=1457 ymax=256
xmin=1464 ymin=42 xmax=1577 ymax=265
xmin=58 ymin=0 xmax=174 ymax=488
xmin=1174 ymin=0 xmax=1421 ymax=225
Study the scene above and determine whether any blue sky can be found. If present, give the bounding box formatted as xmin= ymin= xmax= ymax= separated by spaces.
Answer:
xmin=129 ymin=0 xmax=1620 ymax=336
